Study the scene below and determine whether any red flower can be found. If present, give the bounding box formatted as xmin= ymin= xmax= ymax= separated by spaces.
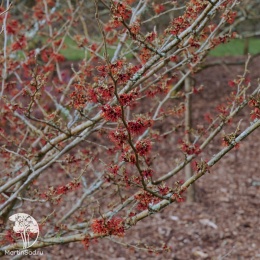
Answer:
xmin=222 ymin=134 xmax=240 ymax=149
xmin=225 ymin=11 xmax=237 ymax=24
xmin=228 ymin=80 xmax=236 ymax=87
xmin=96 ymin=65 xmax=108 ymax=77
xmin=136 ymin=139 xmax=152 ymax=156
xmin=135 ymin=192 xmax=160 ymax=210
xmin=145 ymin=32 xmax=157 ymax=43
xmin=179 ymin=140 xmax=201 ymax=155
xmin=70 ymin=84 xmax=87 ymax=109
xmin=170 ymin=56 xmax=178 ymax=62
xmin=109 ymin=129 xmax=128 ymax=146
xmin=153 ymin=4 xmax=165 ymax=14
xmin=216 ymin=104 xmax=229 ymax=117
xmin=250 ymin=108 xmax=260 ymax=120
xmin=112 ymin=1 xmax=132 ymax=20
xmin=97 ymin=84 xmax=114 ymax=101
xmin=119 ymin=92 xmax=137 ymax=106
xmin=248 ymin=96 xmax=260 ymax=120
xmin=108 ymin=164 xmax=119 ymax=176
xmin=81 ymin=237 xmax=90 ymax=249
xmin=91 ymin=217 xmax=125 ymax=237
xmin=204 ymin=113 xmax=213 ymax=124
xmin=128 ymin=118 xmax=153 ymax=135
xmin=6 ymin=19 xmax=19 ymax=35
xmin=158 ymin=184 xmax=170 ymax=196
xmin=56 ymin=185 xmax=69 ymax=195
xmin=139 ymin=48 xmax=151 ymax=63
xmin=11 ymin=36 xmax=27 ymax=51
xmin=142 ymin=168 xmax=154 ymax=178
xmin=121 ymin=152 xmax=136 ymax=164
xmin=192 ymin=160 xmax=210 ymax=173
xmin=102 ymin=105 xmax=122 ymax=122
xmin=130 ymin=21 xmax=140 ymax=35
xmin=51 ymin=52 xmax=65 ymax=62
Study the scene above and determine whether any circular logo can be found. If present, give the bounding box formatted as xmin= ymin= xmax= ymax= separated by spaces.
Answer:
xmin=9 ymin=213 xmax=39 ymax=249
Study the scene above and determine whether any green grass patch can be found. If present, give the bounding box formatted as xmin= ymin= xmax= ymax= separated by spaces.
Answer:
xmin=59 ymin=37 xmax=86 ymax=61
xmin=209 ymin=38 xmax=260 ymax=56
xmin=60 ymin=47 xmax=86 ymax=61
xmin=60 ymin=36 xmax=134 ymax=61
xmin=61 ymin=37 xmax=260 ymax=61
xmin=13 ymin=35 xmax=260 ymax=61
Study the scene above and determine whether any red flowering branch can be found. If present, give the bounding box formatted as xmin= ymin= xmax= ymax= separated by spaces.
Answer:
xmin=0 ymin=117 xmax=259 ymax=253
xmin=0 ymin=0 xmax=260 ymax=255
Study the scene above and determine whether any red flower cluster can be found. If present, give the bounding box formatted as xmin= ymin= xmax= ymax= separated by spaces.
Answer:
xmin=121 ymin=151 xmax=136 ymax=164
xmin=87 ymin=88 xmax=98 ymax=103
xmin=145 ymin=32 xmax=157 ymax=43
xmin=222 ymin=133 xmax=240 ymax=149
xmin=172 ymin=193 xmax=185 ymax=203
xmin=139 ymin=48 xmax=151 ymax=63
xmin=51 ymin=52 xmax=65 ymax=62
xmin=216 ymin=104 xmax=229 ymax=118
xmin=135 ymin=191 xmax=161 ymax=211
xmin=136 ymin=139 xmax=152 ymax=156
xmin=179 ymin=140 xmax=201 ymax=155
xmin=158 ymin=184 xmax=170 ymax=196
xmin=128 ymin=118 xmax=153 ymax=135
xmin=204 ymin=113 xmax=213 ymax=124
xmin=107 ymin=164 xmax=119 ymax=176
xmin=224 ymin=11 xmax=237 ymax=24
xmin=119 ymin=92 xmax=137 ymax=106
xmin=81 ymin=236 xmax=90 ymax=249
xmin=189 ymin=37 xmax=201 ymax=48
xmin=248 ymin=96 xmax=260 ymax=120
xmin=170 ymin=55 xmax=178 ymax=62
xmin=41 ymin=180 xmax=81 ymax=203
xmin=7 ymin=19 xmax=20 ymax=34
xmin=153 ymin=4 xmax=165 ymax=14
xmin=211 ymin=35 xmax=230 ymax=47
xmin=130 ymin=21 xmax=140 ymax=35
xmin=109 ymin=1 xmax=132 ymax=28
xmin=102 ymin=105 xmax=122 ymax=122
xmin=141 ymin=168 xmax=154 ymax=178
xmin=74 ymin=35 xmax=88 ymax=48
xmin=109 ymin=129 xmax=128 ymax=146
xmin=228 ymin=80 xmax=236 ymax=87
xmin=170 ymin=16 xmax=190 ymax=36
xmin=111 ymin=1 xmax=132 ymax=20
xmin=96 ymin=84 xmax=114 ymax=101
xmin=167 ymin=0 xmax=217 ymax=40
xmin=192 ymin=160 xmax=210 ymax=174
xmin=113 ymin=64 xmax=141 ymax=84
xmin=110 ymin=59 xmax=124 ymax=76
xmin=91 ymin=217 xmax=125 ymax=237
xmin=96 ymin=65 xmax=108 ymax=77
xmin=56 ymin=180 xmax=81 ymax=195
xmin=70 ymin=84 xmax=87 ymax=109
xmin=11 ymin=36 xmax=27 ymax=51
xmin=33 ymin=2 xmax=45 ymax=19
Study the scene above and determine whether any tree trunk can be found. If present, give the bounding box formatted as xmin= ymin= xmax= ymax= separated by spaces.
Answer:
xmin=184 ymin=75 xmax=196 ymax=202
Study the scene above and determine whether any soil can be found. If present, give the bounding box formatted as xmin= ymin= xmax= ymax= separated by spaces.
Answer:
xmin=3 ymin=56 xmax=260 ymax=260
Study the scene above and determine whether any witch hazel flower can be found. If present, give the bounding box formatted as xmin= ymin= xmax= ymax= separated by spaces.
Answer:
xmin=135 ymin=139 xmax=152 ymax=156
xmin=102 ymin=105 xmax=122 ymax=122
xmin=128 ymin=117 xmax=153 ymax=135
